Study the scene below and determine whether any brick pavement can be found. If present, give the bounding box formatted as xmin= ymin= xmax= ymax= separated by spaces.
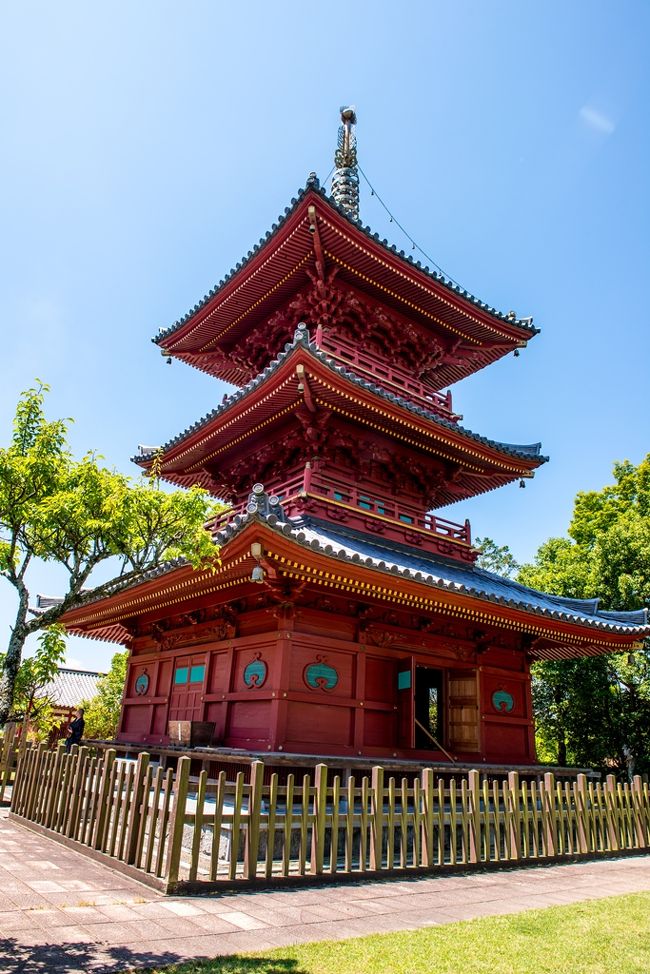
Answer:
xmin=1 ymin=807 xmax=650 ymax=972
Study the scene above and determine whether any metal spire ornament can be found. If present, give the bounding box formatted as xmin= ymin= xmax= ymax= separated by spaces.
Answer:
xmin=331 ymin=106 xmax=359 ymax=221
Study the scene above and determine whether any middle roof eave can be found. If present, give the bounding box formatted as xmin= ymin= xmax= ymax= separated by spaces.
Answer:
xmin=134 ymin=338 xmax=547 ymax=477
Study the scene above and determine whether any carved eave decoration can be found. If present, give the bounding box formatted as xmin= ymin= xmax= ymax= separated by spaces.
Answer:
xmin=135 ymin=343 xmax=544 ymax=504
xmin=156 ymin=189 xmax=537 ymax=389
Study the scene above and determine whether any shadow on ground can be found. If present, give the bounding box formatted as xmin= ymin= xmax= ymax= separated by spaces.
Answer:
xmin=0 ymin=938 xmax=308 ymax=974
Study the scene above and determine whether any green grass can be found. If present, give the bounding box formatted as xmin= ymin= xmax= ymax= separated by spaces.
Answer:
xmin=139 ymin=891 xmax=650 ymax=974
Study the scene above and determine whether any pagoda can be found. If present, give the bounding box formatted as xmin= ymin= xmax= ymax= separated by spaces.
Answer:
xmin=61 ymin=109 xmax=649 ymax=765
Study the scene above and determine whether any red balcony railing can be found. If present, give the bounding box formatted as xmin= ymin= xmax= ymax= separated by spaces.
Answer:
xmin=313 ymin=326 xmax=460 ymax=422
xmin=209 ymin=468 xmax=472 ymax=549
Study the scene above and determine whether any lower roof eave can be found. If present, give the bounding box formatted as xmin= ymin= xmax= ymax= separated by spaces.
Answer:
xmin=58 ymin=517 xmax=650 ymax=655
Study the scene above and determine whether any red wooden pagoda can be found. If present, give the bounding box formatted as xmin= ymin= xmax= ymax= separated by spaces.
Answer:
xmin=61 ymin=109 xmax=649 ymax=766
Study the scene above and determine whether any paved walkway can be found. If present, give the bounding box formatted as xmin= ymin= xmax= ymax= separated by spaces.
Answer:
xmin=2 ymin=809 xmax=650 ymax=973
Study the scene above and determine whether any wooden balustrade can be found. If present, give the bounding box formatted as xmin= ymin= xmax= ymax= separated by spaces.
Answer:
xmin=207 ymin=472 xmax=472 ymax=548
xmin=314 ymin=329 xmax=460 ymax=421
xmin=9 ymin=744 xmax=650 ymax=894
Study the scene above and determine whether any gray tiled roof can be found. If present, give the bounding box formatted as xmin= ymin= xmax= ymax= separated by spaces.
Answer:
xmin=214 ymin=511 xmax=649 ymax=636
xmin=63 ymin=508 xmax=649 ymax=642
xmin=154 ymin=180 xmax=539 ymax=347
xmin=42 ymin=668 xmax=105 ymax=709
xmin=136 ymin=332 xmax=546 ymax=466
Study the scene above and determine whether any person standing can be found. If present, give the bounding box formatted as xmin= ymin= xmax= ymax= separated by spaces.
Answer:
xmin=65 ymin=708 xmax=85 ymax=753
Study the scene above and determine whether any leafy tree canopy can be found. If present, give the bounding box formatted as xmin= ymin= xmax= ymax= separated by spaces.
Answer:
xmin=0 ymin=383 xmax=222 ymax=723
xmin=474 ymin=537 xmax=520 ymax=579
xmin=519 ymin=455 xmax=650 ymax=775
xmin=80 ymin=651 xmax=128 ymax=740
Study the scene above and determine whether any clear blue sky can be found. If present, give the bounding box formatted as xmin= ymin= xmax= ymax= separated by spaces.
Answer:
xmin=1 ymin=1 xmax=648 ymax=671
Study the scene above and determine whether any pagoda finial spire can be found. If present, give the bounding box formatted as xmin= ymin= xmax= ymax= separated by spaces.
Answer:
xmin=331 ymin=106 xmax=359 ymax=222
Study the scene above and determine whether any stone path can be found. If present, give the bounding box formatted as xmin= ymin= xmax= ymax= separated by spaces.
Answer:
xmin=2 ymin=807 xmax=650 ymax=972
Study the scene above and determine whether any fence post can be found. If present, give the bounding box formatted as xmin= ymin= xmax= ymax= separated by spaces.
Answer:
xmin=543 ymin=772 xmax=557 ymax=857
xmin=632 ymin=776 xmax=648 ymax=849
xmin=26 ymin=742 xmax=49 ymax=821
xmin=92 ymin=749 xmax=116 ymax=851
xmin=468 ymin=770 xmax=481 ymax=864
xmin=508 ymin=771 xmax=522 ymax=861
xmin=310 ymin=763 xmax=329 ymax=875
xmin=165 ymin=756 xmax=191 ymax=887
xmin=0 ymin=723 xmax=17 ymax=803
xmin=575 ymin=773 xmax=589 ymax=853
xmin=420 ymin=768 xmax=434 ymax=867
xmin=126 ymin=752 xmax=150 ymax=865
xmin=9 ymin=741 xmax=29 ymax=814
xmin=605 ymin=774 xmax=619 ymax=851
xmin=244 ymin=760 xmax=264 ymax=880
xmin=369 ymin=766 xmax=384 ymax=871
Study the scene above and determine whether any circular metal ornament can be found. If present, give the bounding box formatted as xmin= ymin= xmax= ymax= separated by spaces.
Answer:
xmin=268 ymin=495 xmax=280 ymax=506
xmin=252 ymin=483 xmax=265 ymax=495
xmin=246 ymin=502 xmax=258 ymax=514
xmin=492 ymin=689 xmax=514 ymax=713
xmin=304 ymin=656 xmax=338 ymax=692
xmin=244 ymin=654 xmax=267 ymax=688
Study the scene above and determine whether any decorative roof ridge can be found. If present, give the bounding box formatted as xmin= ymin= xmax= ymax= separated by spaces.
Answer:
xmin=135 ymin=333 xmax=547 ymax=466
xmin=153 ymin=179 xmax=539 ymax=348
xmin=55 ymin=667 xmax=106 ymax=677
xmin=598 ymin=607 xmax=649 ymax=625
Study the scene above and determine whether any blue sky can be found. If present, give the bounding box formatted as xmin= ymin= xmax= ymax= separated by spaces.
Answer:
xmin=1 ymin=1 xmax=648 ymax=671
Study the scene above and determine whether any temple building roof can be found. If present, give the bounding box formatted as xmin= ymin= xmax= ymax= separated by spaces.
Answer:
xmin=42 ymin=667 xmax=104 ymax=710
xmin=153 ymin=182 xmax=538 ymax=389
xmin=135 ymin=331 xmax=546 ymax=505
xmin=59 ymin=505 xmax=650 ymax=659
xmin=220 ymin=511 xmax=650 ymax=639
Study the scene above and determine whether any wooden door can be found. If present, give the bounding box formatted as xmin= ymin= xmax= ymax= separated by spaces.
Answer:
xmin=396 ymin=657 xmax=414 ymax=749
xmin=447 ymin=669 xmax=480 ymax=753
xmin=168 ymin=654 xmax=207 ymax=723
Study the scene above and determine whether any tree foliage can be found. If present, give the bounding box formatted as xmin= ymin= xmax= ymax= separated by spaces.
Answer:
xmin=520 ymin=456 xmax=650 ymax=775
xmin=0 ymin=383 xmax=222 ymax=723
xmin=475 ymin=537 xmax=520 ymax=578
xmin=0 ymin=625 xmax=67 ymax=739
xmin=80 ymin=652 xmax=128 ymax=740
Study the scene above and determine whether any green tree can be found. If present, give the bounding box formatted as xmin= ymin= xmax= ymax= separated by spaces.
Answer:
xmin=0 ymin=383 xmax=222 ymax=724
xmin=520 ymin=455 xmax=650 ymax=775
xmin=80 ymin=652 xmax=128 ymax=739
xmin=0 ymin=625 xmax=67 ymax=739
xmin=474 ymin=537 xmax=520 ymax=578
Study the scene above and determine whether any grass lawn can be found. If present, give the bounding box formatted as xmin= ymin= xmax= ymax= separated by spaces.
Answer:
xmin=139 ymin=892 xmax=650 ymax=974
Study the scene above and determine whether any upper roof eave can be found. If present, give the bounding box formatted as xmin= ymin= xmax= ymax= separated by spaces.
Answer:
xmin=134 ymin=335 xmax=547 ymax=473
xmin=153 ymin=182 xmax=539 ymax=353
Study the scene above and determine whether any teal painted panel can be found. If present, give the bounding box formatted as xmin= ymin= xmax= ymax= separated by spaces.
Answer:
xmin=189 ymin=665 xmax=205 ymax=684
xmin=492 ymin=689 xmax=514 ymax=713
xmin=304 ymin=660 xmax=338 ymax=691
xmin=174 ymin=667 xmax=188 ymax=685
xmin=244 ymin=658 xmax=267 ymax=688
xmin=398 ymin=670 xmax=411 ymax=690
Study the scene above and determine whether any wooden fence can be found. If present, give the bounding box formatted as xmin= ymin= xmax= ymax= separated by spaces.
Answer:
xmin=0 ymin=722 xmax=24 ymax=803
xmin=9 ymin=746 xmax=650 ymax=893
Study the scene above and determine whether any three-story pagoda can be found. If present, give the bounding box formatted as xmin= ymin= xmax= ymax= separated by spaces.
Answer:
xmin=61 ymin=110 xmax=649 ymax=765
